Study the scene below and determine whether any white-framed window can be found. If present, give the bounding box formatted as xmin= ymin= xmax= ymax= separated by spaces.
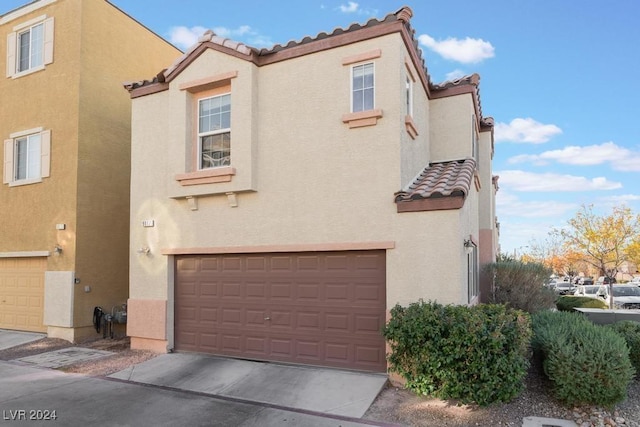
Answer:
xmin=198 ymin=93 xmax=231 ymax=169
xmin=351 ymin=62 xmax=374 ymax=112
xmin=405 ymin=75 xmax=413 ymax=117
xmin=17 ymin=22 xmax=44 ymax=72
xmin=3 ymin=128 xmax=51 ymax=186
xmin=6 ymin=16 xmax=54 ymax=78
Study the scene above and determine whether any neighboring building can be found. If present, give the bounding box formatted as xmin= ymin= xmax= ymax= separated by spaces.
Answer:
xmin=0 ymin=0 xmax=181 ymax=341
xmin=125 ymin=6 xmax=497 ymax=372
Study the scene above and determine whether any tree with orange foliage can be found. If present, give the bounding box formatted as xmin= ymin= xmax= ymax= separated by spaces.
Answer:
xmin=559 ymin=205 xmax=640 ymax=279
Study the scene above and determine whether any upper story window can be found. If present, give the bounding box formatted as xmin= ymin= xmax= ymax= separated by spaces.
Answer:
xmin=3 ymin=128 xmax=51 ymax=186
xmin=405 ymin=75 xmax=413 ymax=117
xmin=17 ymin=22 xmax=44 ymax=72
xmin=351 ymin=62 xmax=374 ymax=113
xmin=198 ymin=93 xmax=231 ymax=169
xmin=6 ymin=16 xmax=54 ymax=78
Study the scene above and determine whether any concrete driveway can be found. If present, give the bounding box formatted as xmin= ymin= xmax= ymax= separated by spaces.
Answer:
xmin=109 ymin=353 xmax=388 ymax=418
xmin=0 ymin=329 xmax=391 ymax=426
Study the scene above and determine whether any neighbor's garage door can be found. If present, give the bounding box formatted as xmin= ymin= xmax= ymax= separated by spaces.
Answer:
xmin=0 ymin=257 xmax=47 ymax=333
xmin=175 ymin=251 xmax=387 ymax=372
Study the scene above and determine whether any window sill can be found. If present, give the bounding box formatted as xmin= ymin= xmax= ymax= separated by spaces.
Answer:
xmin=175 ymin=166 xmax=236 ymax=186
xmin=11 ymin=65 xmax=46 ymax=79
xmin=405 ymin=115 xmax=418 ymax=139
xmin=342 ymin=109 xmax=383 ymax=128
xmin=8 ymin=177 xmax=42 ymax=187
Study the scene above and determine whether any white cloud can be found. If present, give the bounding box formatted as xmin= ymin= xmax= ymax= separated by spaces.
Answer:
xmin=169 ymin=25 xmax=273 ymax=50
xmin=339 ymin=1 xmax=359 ymax=13
xmin=495 ymin=118 xmax=562 ymax=144
xmin=496 ymin=190 xmax=577 ymax=218
xmin=444 ymin=69 xmax=466 ymax=81
xmin=169 ymin=26 xmax=207 ymax=50
xmin=497 ymin=170 xmax=622 ymax=192
xmin=417 ymin=34 xmax=495 ymax=64
xmin=507 ymin=141 xmax=640 ymax=171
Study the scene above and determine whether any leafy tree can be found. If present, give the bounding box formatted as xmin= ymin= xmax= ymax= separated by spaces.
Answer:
xmin=559 ymin=205 xmax=640 ymax=278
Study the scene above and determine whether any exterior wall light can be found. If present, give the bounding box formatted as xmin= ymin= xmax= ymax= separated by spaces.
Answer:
xmin=53 ymin=244 xmax=63 ymax=255
xmin=137 ymin=247 xmax=151 ymax=255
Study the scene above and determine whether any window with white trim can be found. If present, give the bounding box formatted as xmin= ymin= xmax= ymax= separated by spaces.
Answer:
xmin=3 ymin=129 xmax=51 ymax=186
xmin=198 ymin=93 xmax=231 ymax=169
xmin=351 ymin=62 xmax=374 ymax=112
xmin=6 ymin=16 xmax=54 ymax=78
xmin=405 ymin=75 xmax=413 ymax=116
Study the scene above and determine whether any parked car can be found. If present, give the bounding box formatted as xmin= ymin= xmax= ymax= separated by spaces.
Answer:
xmin=596 ymin=276 xmax=617 ymax=285
xmin=578 ymin=277 xmax=594 ymax=286
xmin=630 ymin=276 xmax=640 ymax=285
xmin=574 ymin=284 xmax=601 ymax=299
xmin=596 ymin=284 xmax=640 ymax=309
xmin=555 ymin=281 xmax=576 ymax=295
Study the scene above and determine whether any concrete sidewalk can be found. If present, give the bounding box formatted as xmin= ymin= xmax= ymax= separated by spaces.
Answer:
xmin=0 ymin=329 xmax=45 ymax=350
xmin=109 ymin=353 xmax=388 ymax=418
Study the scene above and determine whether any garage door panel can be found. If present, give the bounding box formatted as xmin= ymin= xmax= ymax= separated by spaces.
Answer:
xmin=0 ymin=257 xmax=46 ymax=333
xmin=175 ymin=251 xmax=386 ymax=372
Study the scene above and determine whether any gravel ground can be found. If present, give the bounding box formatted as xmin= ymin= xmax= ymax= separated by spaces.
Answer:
xmin=1 ymin=338 xmax=639 ymax=426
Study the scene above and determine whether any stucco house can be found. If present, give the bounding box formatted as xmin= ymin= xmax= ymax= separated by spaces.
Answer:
xmin=0 ymin=0 xmax=180 ymax=341
xmin=125 ymin=6 xmax=498 ymax=372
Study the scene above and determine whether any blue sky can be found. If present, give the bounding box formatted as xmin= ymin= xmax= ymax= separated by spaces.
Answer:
xmin=4 ymin=1 xmax=639 ymax=255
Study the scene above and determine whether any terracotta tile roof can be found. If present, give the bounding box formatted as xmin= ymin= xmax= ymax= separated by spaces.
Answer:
xmin=395 ymin=158 xmax=476 ymax=203
xmin=124 ymin=6 xmax=430 ymax=92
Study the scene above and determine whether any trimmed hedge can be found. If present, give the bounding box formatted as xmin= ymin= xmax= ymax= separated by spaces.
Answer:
xmin=556 ymin=296 xmax=608 ymax=311
xmin=606 ymin=321 xmax=640 ymax=373
xmin=532 ymin=310 xmax=634 ymax=407
xmin=383 ymin=301 xmax=531 ymax=406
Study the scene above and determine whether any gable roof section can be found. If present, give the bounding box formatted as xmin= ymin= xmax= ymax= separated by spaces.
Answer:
xmin=123 ymin=5 xmax=493 ymax=133
xmin=395 ymin=158 xmax=476 ymax=213
xmin=125 ymin=6 xmax=420 ymax=97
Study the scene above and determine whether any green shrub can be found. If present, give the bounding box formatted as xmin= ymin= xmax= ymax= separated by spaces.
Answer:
xmin=532 ymin=310 xmax=634 ymax=407
xmin=383 ymin=301 xmax=531 ymax=406
xmin=606 ymin=321 xmax=640 ymax=372
xmin=556 ymin=296 xmax=608 ymax=311
xmin=483 ymin=259 xmax=555 ymax=313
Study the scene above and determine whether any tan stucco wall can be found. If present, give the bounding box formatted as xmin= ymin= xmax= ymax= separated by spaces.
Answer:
xmin=429 ymin=94 xmax=476 ymax=162
xmin=129 ymin=32 xmax=481 ymax=344
xmin=70 ymin=0 xmax=181 ymax=336
xmin=0 ymin=0 xmax=81 ymax=271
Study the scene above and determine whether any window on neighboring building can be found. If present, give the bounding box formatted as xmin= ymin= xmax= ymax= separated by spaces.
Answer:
xmin=17 ymin=23 xmax=44 ymax=73
xmin=198 ymin=93 xmax=231 ymax=169
xmin=3 ymin=128 xmax=51 ymax=186
xmin=14 ymin=133 xmax=41 ymax=180
xmin=352 ymin=63 xmax=374 ymax=112
xmin=6 ymin=16 xmax=54 ymax=78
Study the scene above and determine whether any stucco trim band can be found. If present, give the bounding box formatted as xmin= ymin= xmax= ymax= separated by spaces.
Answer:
xmin=342 ymin=109 xmax=383 ymax=128
xmin=175 ymin=166 xmax=236 ymax=186
xmin=0 ymin=251 xmax=50 ymax=258
xmin=179 ymin=70 xmax=238 ymax=92
xmin=341 ymin=49 xmax=382 ymax=66
xmin=396 ymin=196 xmax=465 ymax=212
xmin=405 ymin=115 xmax=418 ymax=139
xmin=161 ymin=241 xmax=396 ymax=255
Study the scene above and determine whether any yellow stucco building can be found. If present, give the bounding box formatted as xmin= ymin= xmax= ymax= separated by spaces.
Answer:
xmin=0 ymin=0 xmax=181 ymax=341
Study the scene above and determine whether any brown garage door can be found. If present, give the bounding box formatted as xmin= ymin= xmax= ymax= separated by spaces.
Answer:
xmin=175 ymin=251 xmax=387 ymax=372
xmin=0 ymin=257 xmax=47 ymax=333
